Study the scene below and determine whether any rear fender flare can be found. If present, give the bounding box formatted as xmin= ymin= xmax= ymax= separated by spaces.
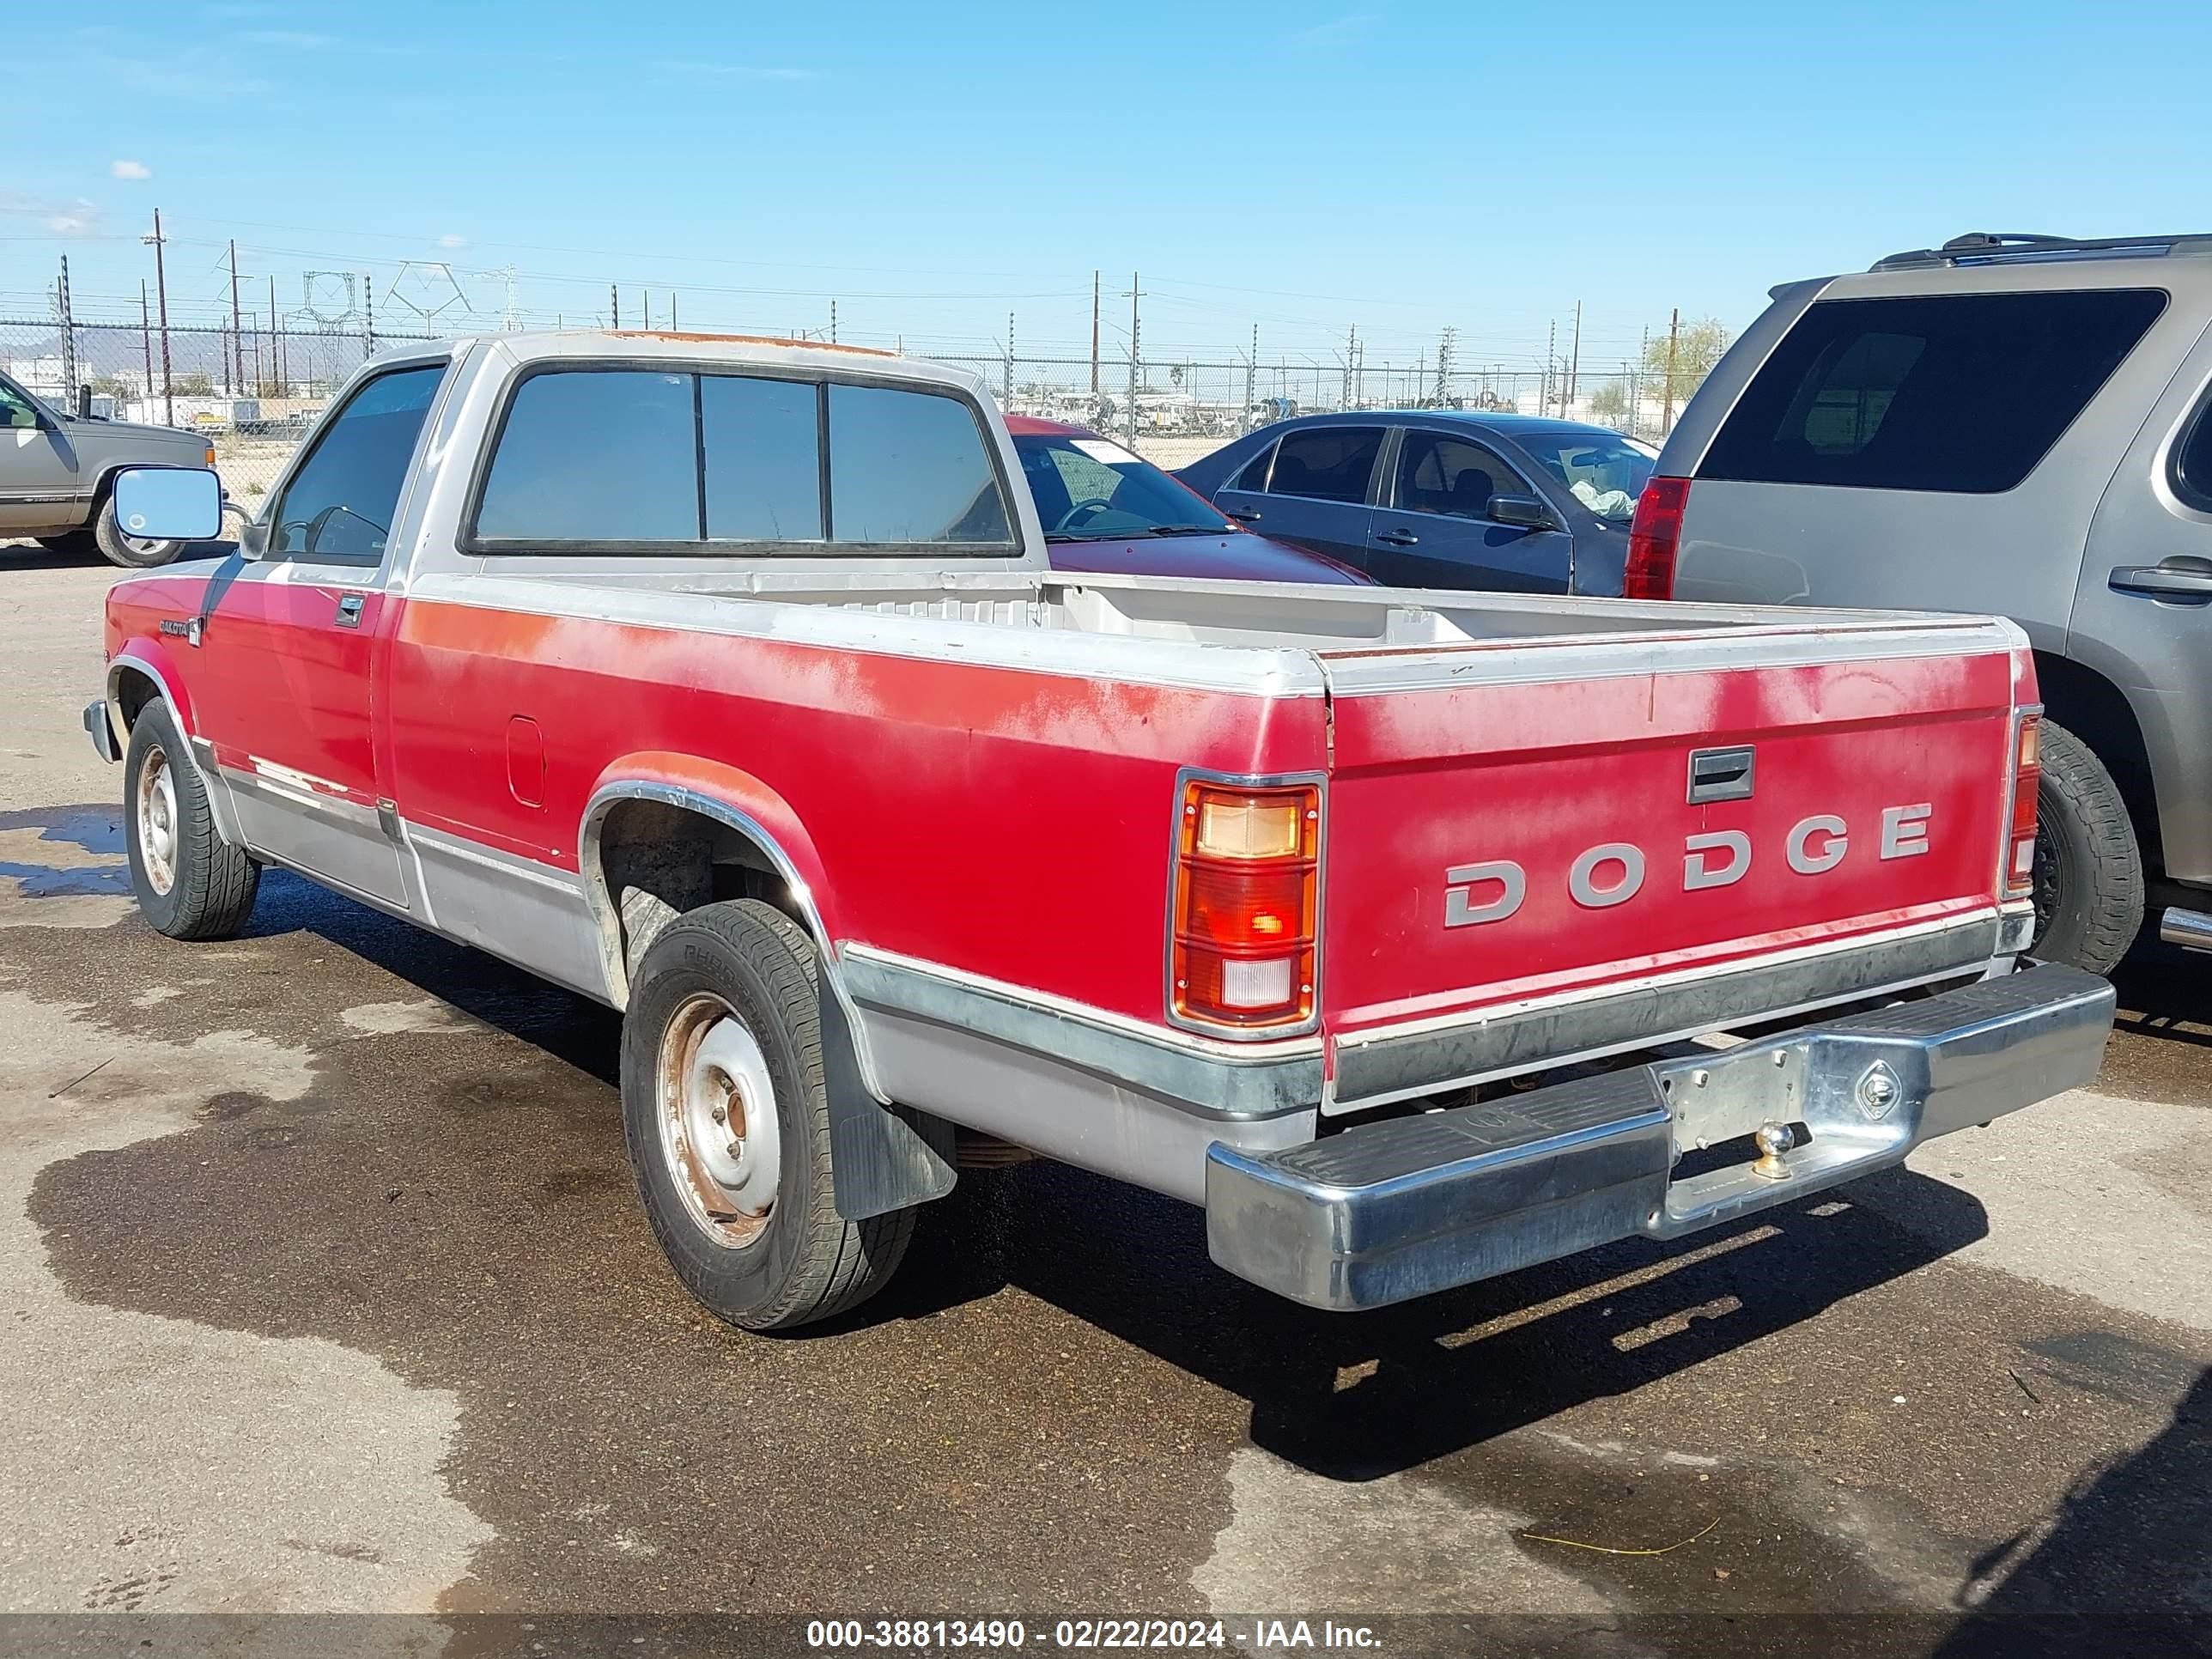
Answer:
xmin=578 ymin=755 xmax=884 ymax=1096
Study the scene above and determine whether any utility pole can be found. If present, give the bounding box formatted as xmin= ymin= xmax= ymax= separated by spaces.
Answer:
xmin=611 ymin=283 xmax=620 ymax=330
xmin=269 ymin=274 xmax=282 ymax=393
xmin=1004 ymin=311 xmax=1014 ymax=405
xmin=1662 ymin=307 xmax=1681 ymax=434
xmin=140 ymin=283 xmax=154 ymax=409
xmin=55 ymin=256 xmax=76 ymax=408
xmin=1566 ymin=301 xmax=1582 ymax=416
xmin=143 ymin=210 xmax=173 ymax=424
xmin=670 ymin=292 xmax=678 ymax=331
xmin=830 ymin=299 xmax=837 ymax=344
xmin=644 ymin=289 xmax=651 ymax=331
xmin=1434 ymin=325 xmax=1455 ymax=407
xmin=363 ymin=274 xmax=375 ymax=356
xmin=228 ymin=241 xmax=245 ymax=394
xmin=1244 ymin=324 xmax=1256 ymax=428
xmin=1124 ymin=271 xmax=1141 ymax=447
xmin=1545 ymin=319 xmax=1557 ymax=416
xmin=1090 ymin=270 xmax=1100 ymax=398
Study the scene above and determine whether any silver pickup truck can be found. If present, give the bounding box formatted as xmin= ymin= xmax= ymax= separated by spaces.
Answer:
xmin=1 ymin=369 xmax=216 ymax=567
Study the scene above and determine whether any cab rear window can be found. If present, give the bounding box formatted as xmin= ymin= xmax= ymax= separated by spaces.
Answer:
xmin=1701 ymin=289 xmax=2166 ymax=493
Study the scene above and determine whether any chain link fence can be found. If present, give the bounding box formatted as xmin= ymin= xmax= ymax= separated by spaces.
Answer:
xmin=4 ymin=317 xmax=1665 ymax=514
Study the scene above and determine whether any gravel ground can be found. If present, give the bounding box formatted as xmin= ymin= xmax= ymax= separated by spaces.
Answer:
xmin=2 ymin=541 xmax=2208 ymax=1658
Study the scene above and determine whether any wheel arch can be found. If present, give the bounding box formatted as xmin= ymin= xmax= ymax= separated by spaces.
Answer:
xmin=579 ymin=756 xmax=884 ymax=1096
xmin=2031 ymin=648 xmax=2163 ymax=873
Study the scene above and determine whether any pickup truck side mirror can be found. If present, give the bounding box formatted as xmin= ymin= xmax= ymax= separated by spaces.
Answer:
xmin=110 ymin=465 xmax=223 ymax=543
xmin=1489 ymin=494 xmax=1555 ymax=531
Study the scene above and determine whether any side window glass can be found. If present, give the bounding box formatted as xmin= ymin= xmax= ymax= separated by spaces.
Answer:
xmin=826 ymin=384 xmax=1012 ymax=544
xmin=475 ymin=369 xmax=697 ymax=543
xmin=0 ymin=377 xmax=44 ymax=428
xmin=2175 ymin=394 xmax=2212 ymax=512
xmin=267 ymin=363 xmax=445 ymax=560
xmin=1394 ymin=433 xmax=1517 ymax=520
xmin=1269 ymin=427 xmax=1384 ymax=504
xmin=702 ymin=374 xmax=823 ymax=541
xmin=1228 ymin=440 xmax=1277 ymax=493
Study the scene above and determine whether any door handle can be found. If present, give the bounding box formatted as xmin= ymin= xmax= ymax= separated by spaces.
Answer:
xmin=1374 ymin=528 xmax=1419 ymax=547
xmin=2108 ymin=562 xmax=2212 ymax=600
xmin=334 ymin=592 xmax=366 ymax=629
xmin=1226 ymin=507 xmax=1262 ymax=523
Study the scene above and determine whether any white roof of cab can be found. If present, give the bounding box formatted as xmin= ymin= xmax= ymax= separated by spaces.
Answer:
xmin=368 ymin=328 xmax=993 ymax=400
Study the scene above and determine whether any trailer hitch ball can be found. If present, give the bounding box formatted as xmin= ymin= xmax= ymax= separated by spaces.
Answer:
xmin=1750 ymin=1121 xmax=1797 ymax=1181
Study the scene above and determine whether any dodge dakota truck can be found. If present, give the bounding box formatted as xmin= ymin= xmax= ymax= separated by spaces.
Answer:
xmin=86 ymin=331 xmax=2115 ymax=1332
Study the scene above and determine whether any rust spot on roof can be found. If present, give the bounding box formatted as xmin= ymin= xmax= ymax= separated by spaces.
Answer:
xmin=604 ymin=330 xmax=894 ymax=357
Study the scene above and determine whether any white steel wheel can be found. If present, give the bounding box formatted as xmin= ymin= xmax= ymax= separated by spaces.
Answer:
xmin=656 ymin=992 xmax=782 ymax=1249
xmin=619 ymin=898 xmax=916 ymax=1332
xmin=136 ymin=744 xmax=180 ymax=896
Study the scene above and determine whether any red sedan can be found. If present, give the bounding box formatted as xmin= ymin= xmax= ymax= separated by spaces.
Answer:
xmin=1006 ymin=416 xmax=1367 ymax=584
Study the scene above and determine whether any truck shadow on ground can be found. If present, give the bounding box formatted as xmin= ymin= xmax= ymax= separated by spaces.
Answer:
xmin=2110 ymin=941 xmax=2212 ymax=1053
xmin=1929 ymin=1358 xmax=2212 ymax=1656
xmin=246 ymin=862 xmax=2002 ymax=1484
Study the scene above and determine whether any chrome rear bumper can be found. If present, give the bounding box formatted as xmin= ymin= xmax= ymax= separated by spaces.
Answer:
xmin=1205 ymin=963 xmax=2114 ymax=1311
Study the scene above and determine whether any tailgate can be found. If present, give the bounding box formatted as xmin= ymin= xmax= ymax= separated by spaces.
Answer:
xmin=1315 ymin=617 xmax=2025 ymax=1104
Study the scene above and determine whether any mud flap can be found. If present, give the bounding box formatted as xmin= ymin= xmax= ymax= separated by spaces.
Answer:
xmin=821 ymin=983 xmax=957 ymax=1220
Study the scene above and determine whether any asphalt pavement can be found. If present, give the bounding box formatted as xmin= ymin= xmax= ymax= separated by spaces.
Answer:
xmin=3 ymin=542 xmax=2209 ymax=1658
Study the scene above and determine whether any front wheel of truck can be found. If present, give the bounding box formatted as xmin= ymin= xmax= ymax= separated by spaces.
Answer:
xmin=619 ymin=898 xmax=914 ymax=1332
xmin=124 ymin=697 xmax=261 ymax=939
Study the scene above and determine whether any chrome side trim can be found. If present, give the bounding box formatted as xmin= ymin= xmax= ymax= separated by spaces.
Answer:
xmin=841 ymin=944 xmax=1324 ymax=1121
xmin=859 ymin=1003 xmax=1317 ymax=1205
xmin=577 ymin=781 xmax=889 ymax=1100
xmin=1328 ymin=913 xmax=2005 ymax=1112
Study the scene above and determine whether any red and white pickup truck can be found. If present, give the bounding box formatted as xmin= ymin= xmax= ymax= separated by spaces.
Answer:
xmin=87 ymin=331 xmax=2114 ymax=1330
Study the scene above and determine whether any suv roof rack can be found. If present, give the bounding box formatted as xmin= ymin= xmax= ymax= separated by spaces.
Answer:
xmin=1871 ymin=231 xmax=2212 ymax=271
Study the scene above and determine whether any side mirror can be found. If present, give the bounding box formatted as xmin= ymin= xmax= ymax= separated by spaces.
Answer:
xmin=110 ymin=465 xmax=223 ymax=543
xmin=1489 ymin=493 xmax=1554 ymax=531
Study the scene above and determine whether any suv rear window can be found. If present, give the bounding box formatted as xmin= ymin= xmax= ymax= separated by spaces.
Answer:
xmin=1701 ymin=289 xmax=2167 ymax=494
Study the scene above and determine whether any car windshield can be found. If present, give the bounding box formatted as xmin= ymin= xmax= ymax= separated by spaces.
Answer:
xmin=1015 ymin=430 xmax=1232 ymax=538
xmin=1516 ymin=431 xmax=1656 ymax=522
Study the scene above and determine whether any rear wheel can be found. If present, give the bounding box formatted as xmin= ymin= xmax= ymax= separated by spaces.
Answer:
xmin=94 ymin=495 xmax=184 ymax=568
xmin=2028 ymin=718 xmax=2142 ymax=975
xmin=123 ymin=698 xmax=260 ymax=939
xmin=619 ymin=898 xmax=914 ymax=1331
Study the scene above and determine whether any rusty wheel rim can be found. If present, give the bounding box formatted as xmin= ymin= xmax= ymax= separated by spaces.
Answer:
xmin=655 ymin=992 xmax=781 ymax=1249
xmin=136 ymin=744 xmax=179 ymax=896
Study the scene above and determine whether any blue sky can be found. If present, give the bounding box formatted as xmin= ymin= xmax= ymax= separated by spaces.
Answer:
xmin=7 ymin=0 xmax=2209 ymax=373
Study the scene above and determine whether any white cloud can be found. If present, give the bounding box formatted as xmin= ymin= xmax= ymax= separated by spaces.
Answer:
xmin=653 ymin=58 xmax=815 ymax=82
xmin=112 ymin=159 xmax=151 ymax=179
xmin=1285 ymin=11 xmax=1374 ymax=50
xmin=436 ymin=233 xmax=467 ymax=250
xmin=239 ymin=28 xmax=338 ymax=48
xmin=46 ymin=200 xmax=101 ymax=236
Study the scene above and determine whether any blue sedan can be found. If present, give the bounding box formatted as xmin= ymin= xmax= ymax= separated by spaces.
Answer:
xmin=1176 ymin=410 xmax=1656 ymax=595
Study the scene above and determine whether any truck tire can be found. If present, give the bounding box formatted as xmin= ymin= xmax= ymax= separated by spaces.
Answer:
xmin=619 ymin=898 xmax=913 ymax=1331
xmin=124 ymin=698 xmax=261 ymax=939
xmin=2028 ymin=718 xmax=2142 ymax=975
xmin=94 ymin=494 xmax=185 ymax=569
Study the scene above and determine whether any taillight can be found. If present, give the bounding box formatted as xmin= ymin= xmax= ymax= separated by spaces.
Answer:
xmin=2006 ymin=713 xmax=2041 ymax=899
xmin=1625 ymin=476 xmax=1690 ymax=599
xmin=1170 ymin=778 xmax=1320 ymax=1033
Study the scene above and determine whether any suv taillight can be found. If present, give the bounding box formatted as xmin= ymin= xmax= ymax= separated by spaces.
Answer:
xmin=1170 ymin=778 xmax=1320 ymax=1034
xmin=1625 ymin=477 xmax=1690 ymax=599
xmin=2006 ymin=713 xmax=2041 ymax=899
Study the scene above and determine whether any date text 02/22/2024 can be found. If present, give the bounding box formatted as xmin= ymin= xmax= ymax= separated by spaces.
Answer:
xmin=804 ymin=1619 xmax=1382 ymax=1650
